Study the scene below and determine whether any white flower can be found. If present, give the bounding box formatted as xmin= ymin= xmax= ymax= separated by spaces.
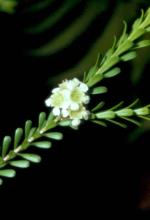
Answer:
xmin=45 ymin=89 xmax=69 ymax=109
xmin=45 ymin=78 xmax=90 ymax=127
xmin=69 ymin=106 xmax=89 ymax=128
xmin=69 ymin=87 xmax=89 ymax=109
xmin=59 ymin=78 xmax=89 ymax=111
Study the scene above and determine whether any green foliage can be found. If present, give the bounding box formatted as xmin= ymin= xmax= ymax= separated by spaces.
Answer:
xmin=91 ymin=86 xmax=108 ymax=95
xmin=84 ymin=7 xmax=150 ymax=87
xmin=43 ymin=132 xmax=63 ymax=140
xmin=25 ymin=0 xmax=81 ymax=34
xmin=10 ymin=160 xmax=30 ymax=168
xmin=0 ymin=169 xmax=16 ymax=178
xmin=2 ymin=136 xmax=11 ymax=158
xmin=19 ymin=153 xmax=41 ymax=163
xmin=27 ymin=0 xmax=106 ymax=56
xmin=0 ymin=0 xmax=17 ymax=13
xmin=91 ymin=101 xmax=150 ymax=128
xmin=0 ymin=112 xmax=62 ymax=184
xmin=31 ymin=141 xmax=52 ymax=149
xmin=14 ymin=128 xmax=23 ymax=149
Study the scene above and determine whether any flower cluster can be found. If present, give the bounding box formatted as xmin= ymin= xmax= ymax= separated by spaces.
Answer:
xmin=45 ymin=78 xmax=90 ymax=127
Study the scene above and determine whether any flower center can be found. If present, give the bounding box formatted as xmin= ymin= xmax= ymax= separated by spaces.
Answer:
xmin=71 ymin=88 xmax=82 ymax=103
xmin=52 ymin=93 xmax=64 ymax=107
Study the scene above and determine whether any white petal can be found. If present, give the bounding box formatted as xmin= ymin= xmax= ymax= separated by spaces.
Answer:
xmin=52 ymin=88 xmax=60 ymax=93
xmin=62 ymin=89 xmax=71 ymax=99
xmin=72 ymin=78 xmax=80 ymax=86
xmin=59 ymin=80 xmax=68 ymax=89
xmin=83 ymin=95 xmax=90 ymax=104
xmin=72 ymin=119 xmax=81 ymax=127
xmin=62 ymin=109 xmax=69 ymax=117
xmin=45 ymin=98 xmax=51 ymax=107
xmin=83 ymin=111 xmax=89 ymax=120
xmin=67 ymin=81 xmax=74 ymax=90
xmin=52 ymin=107 xmax=60 ymax=116
xmin=70 ymin=103 xmax=79 ymax=111
xmin=79 ymin=83 xmax=88 ymax=92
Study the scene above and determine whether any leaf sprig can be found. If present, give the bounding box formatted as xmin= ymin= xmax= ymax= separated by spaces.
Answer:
xmin=0 ymin=112 xmax=63 ymax=185
xmin=84 ymin=7 xmax=150 ymax=87
xmin=91 ymin=100 xmax=150 ymax=128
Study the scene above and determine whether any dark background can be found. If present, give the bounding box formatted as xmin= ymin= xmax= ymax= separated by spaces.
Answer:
xmin=0 ymin=0 xmax=150 ymax=218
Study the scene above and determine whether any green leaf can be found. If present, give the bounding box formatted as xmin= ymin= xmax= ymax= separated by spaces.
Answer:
xmin=10 ymin=160 xmax=30 ymax=168
xmin=104 ymin=67 xmax=121 ymax=78
xmin=28 ymin=127 xmax=37 ymax=139
xmin=116 ymin=109 xmax=134 ymax=117
xmin=2 ymin=136 xmax=11 ymax=158
xmin=0 ymin=164 xmax=5 ymax=169
xmin=109 ymin=101 xmax=124 ymax=111
xmin=45 ymin=113 xmax=57 ymax=130
xmin=38 ymin=112 xmax=46 ymax=129
xmin=19 ymin=153 xmax=41 ymax=163
xmin=105 ymin=37 xmax=117 ymax=58
xmin=14 ymin=128 xmax=23 ymax=149
xmin=138 ymin=115 xmax=150 ymax=121
xmin=98 ymin=56 xmax=119 ymax=75
xmin=115 ymin=40 xmax=133 ymax=55
xmin=95 ymin=53 xmax=101 ymax=67
xmin=106 ymin=119 xmax=127 ymax=128
xmin=117 ymin=21 xmax=128 ymax=46
xmin=0 ymin=178 xmax=3 ymax=185
xmin=0 ymin=156 xmax=3 ymax=164
xmin=59 ymin=120 xmax=71 ymax=127
xmin=91 ymin=86 xmax=108 ymax=95
xmin=121 ymin=51 xmax=136 ymax=61
xmin=47 ymin=112 xmax=54 ymax=122
xmin=129 ymin=28 xmax=145 ymax=41
xmin=25 ymin=120 xmax=32 ymax=138
xmin=132 ymin=12 xmax=143 ymax=29
xmin=91 ymin=101 xmax=105 ymax=112
xmin=121 ymin=117 xmax=140 ymax=126
xmin=142 ymin=8 xmax=150 ymax=27
xmin=87 ymin=74 xmax=103 ymax=87
xmin=92 ymin=120 xmax=107 ymax=127
xmin=132 ymin=19 xmax=140 ymax=30
xmin=7 ymin=150 xmax=16 ymax=160
xmin=146 ymin=27 xmax=150 ymax=32
xmin=96 ymin=111 xmax=115 ymax=119
xmin=85 ymin=65 xmax=98 ymax=82
xmin=134 ymin=107 xmax=149 ymax=115
xmin=126 ymin=99 xmax=139 ymax=108
xmin=0 ymin=169 xmax=16 ymax=178
xmin=44 ymin=132 xmax=63 ymax=140
xmin=136 ymin=40 xmax=150 ymax=48
xmin=31 ymin=141 xmax=52 ymax=149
